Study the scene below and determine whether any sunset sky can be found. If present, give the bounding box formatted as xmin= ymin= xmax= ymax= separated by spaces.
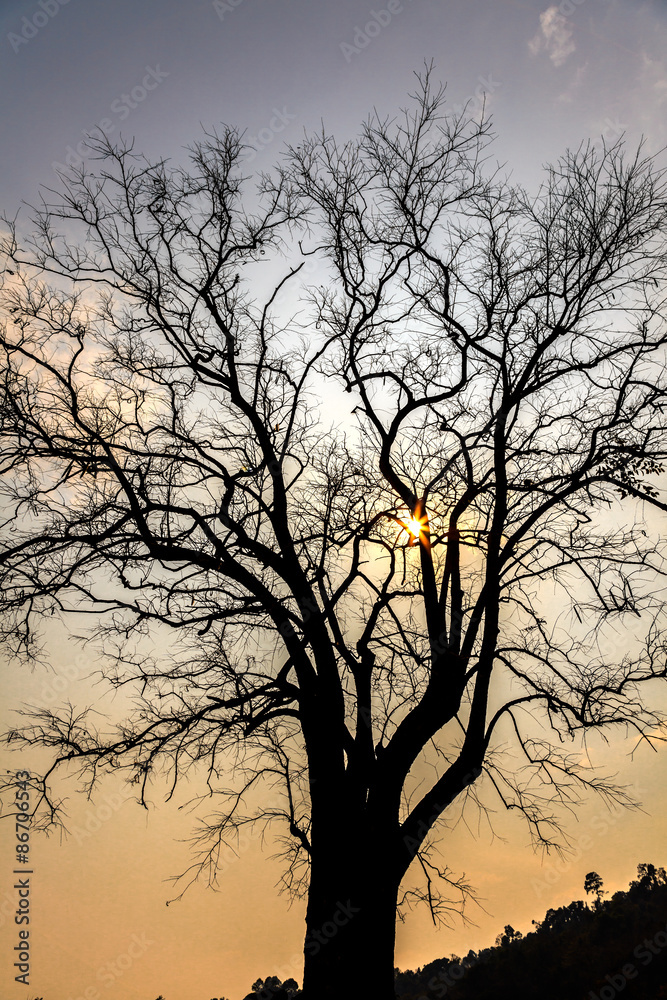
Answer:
xmin=1 ymin=0 xmax=667 ymax=998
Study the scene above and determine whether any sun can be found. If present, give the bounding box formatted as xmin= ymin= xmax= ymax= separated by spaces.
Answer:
xmin=402 ymin=514 xmax=428 ymax=544
xmin=406 ymin=516 xmax=425 ymax=537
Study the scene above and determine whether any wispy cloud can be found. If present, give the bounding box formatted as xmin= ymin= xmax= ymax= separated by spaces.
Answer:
xmin=529 ymin=6 xmax=576 ymax=67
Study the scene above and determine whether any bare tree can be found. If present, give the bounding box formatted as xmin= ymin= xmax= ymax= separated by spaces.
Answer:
xmin=2 ymin=68 xmax=667 ymax=1000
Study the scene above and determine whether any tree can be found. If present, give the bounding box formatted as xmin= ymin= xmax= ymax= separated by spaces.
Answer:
xmin=2 ymin=67 xmax=667 ymax=1000
xmin=244 ymin=977 xmax=301 ymax=1000
xmin=631 ymin=861 xmax=667 ymax=890
xmin=495 ymin=924 xmax=522 ymax=947
xmin=583 ymin=870 xmax=605 ymax=907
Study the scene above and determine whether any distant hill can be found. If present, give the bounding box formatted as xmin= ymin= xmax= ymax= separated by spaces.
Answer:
xmin=394 ymin=864 xmax=667 ymax=1000
xmin=215 ymin=865 xmax=667 ymax=1000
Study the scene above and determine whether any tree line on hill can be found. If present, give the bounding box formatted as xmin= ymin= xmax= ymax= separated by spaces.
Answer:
xmin=200 ymin=862 xmax=667 ymax=1000
xmin=393 ymin=863 xmax=667 ymax=1000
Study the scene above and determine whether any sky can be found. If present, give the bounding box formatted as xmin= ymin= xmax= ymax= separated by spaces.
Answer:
xmin=1 ymin=0 xmax=667 ymax=998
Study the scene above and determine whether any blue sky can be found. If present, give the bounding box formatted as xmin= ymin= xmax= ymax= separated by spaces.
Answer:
xmin=1 ymin=0 xmax=666 ymax=207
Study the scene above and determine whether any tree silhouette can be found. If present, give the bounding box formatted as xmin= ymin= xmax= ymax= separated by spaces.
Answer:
xmin=2 ymin=67 xmax=667 ymax=1000
xmin=244 ymin=977 xmax=301 ymax=1000
xmin=494 ymin=924 xmax=522 ymax=947
xmin=395 ymin=861 xmax=667 ymax=1000
xmin=584 ymin=870 xmax=605 ymax=906
xmin=631 ymin=861 xmax=667 ymax=890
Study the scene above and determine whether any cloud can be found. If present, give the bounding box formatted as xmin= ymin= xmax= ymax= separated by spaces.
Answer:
xmin=529 ymin=6 xmax=577 ymax=67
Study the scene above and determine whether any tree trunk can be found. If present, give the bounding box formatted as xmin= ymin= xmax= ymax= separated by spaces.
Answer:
xmin=300 ymin=847 xmax=399 ymax=1000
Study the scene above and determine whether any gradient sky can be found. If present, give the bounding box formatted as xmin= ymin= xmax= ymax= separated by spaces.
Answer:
xmin=1 ymin=1 xmax=667 ymax=998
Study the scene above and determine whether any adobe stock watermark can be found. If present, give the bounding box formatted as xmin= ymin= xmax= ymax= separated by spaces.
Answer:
xmin=65 ymin=932 xmax=154 ymax=999
xmin=40 ymin=652 xmax=92 ymax=705
xmin=242 ymin=108 xmax=297 ymax=163
xmin=0 ymin=889 xmax=20 ymax=930
xmin=8 ymin=0 xmax=73 ymax=55
xmin=417 ymin=953 xmax=479 ymax=999
xmin=304 ymin=899 xmax=360 ymax=956
xmin=242 ymin=897 xmax=361 ymax=994
xmin=198 ymin=790 xmax=289 ymax=870
xmin=588 ymin=920 xmax=667 ymax=999
xmin=70 ymin=787 xmax=135 ymax=846
xmin=530 ymin=781 xmax=648 ymax=900
xmin=450 ymin=74 xmax=502 ymax=119
xmin=557 ymin=0 xmax=612 ymax=18
xmin=213 ymin=0 xmax=246 ymax=20
xmin=340 ymin=0 xmax=416 ymax=63
xmin=591 ymin=116 xmax=627 ymax=155
xmin=52 ymin=65 xmax=169 ymax=175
